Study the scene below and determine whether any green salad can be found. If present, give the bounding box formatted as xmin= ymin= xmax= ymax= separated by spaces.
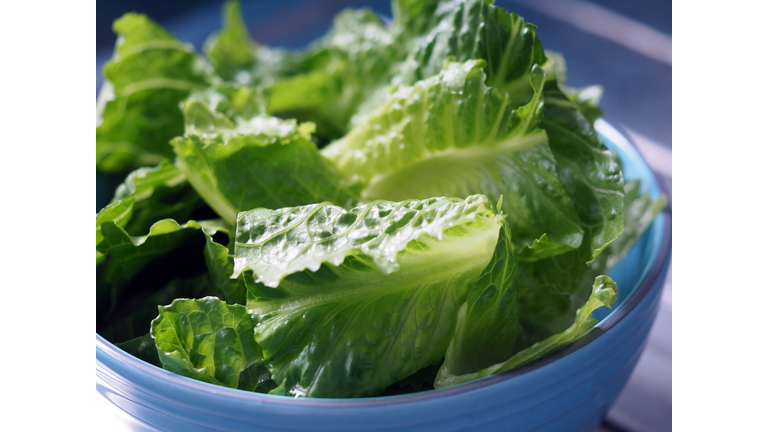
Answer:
xmin=96 ymin=0 xmax=667 ymax=398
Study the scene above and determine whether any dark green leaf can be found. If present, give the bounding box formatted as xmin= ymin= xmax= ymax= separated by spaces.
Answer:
xmin=580 ymin=180 xmax=668 ymax=291
xmin=514 ymin=81 xmax=624 ymax=334
xmin=100 ymin=274 xmax=216 ymax=344
xmin=395 ymin=0 xmax=547 ymax=108
xmin=96 ymin=160 xmax=204 ymax=264
xmin=439 ymin=214 xmax=520 ymax=376
xmin=435 ymin=275 xmax=617 ymax=388
xmin=116 ymin=334 xmax=161 ymax=367
xmin=543 ymin=50 xmax=603 ymax=125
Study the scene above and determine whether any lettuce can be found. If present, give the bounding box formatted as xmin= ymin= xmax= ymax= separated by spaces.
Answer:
xmin=322 ymin=60 xmax=583 ymax=262
xmin=96 ymin=0 xmax=666 ymax=398
xmin=96 ymin=14 xmax=214 ymax=172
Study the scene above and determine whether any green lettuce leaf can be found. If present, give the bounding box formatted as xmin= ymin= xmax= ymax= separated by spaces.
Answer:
xmin=116 ymin=334 xmax=161 ymax=367
xmin=151 ymin=297 xmax=261 ymax=389
xmin=97 ymin=218 xmax=228 ymax=317
xmin=543 ymin=50 xmax=603 ymax=125
xmin=266 ymin=8 xmax=404 ymax=139
xmin=435 ymin=275 xmax=617 ymax=388
xmin=204 ymin=0 xmax=256 ymax=81
xmin=323 ymin=60 xmax=582 ymax=261
xmin=172 ymin=97 xmax=360 ymax=224
xmin=101 ymin=274 xmax=215 ymax=345
xmin=514 ymin=81 xmax=624 ymax=334
xmin=184 ymin=83 xmax=268 ymax=125
xmin=390 ymin=0 xmax=442 ymax=41
xmin=580 ymin=180 xmax=668 ymax=292
xmin=384 ymin=1 xmax=624 ymax=266
xmin=235 ymin=195 xmax=504 ymax=397
xmin=95 ymin=160 xmax=203 ymax=264
xmin=97 ymin=13 xmax=214 ymax=172
xmin=394 ymin=0 xmax=547 ymax=108
xmin=204 ymin=1 xmax=308 ymax=86
xmin=203 ymin=223 xmax=247 ymax=305
xmin=237 ymin=363 xmax=277 ymax=393
xmin=439 ymin=209 xmax=520 ymax=375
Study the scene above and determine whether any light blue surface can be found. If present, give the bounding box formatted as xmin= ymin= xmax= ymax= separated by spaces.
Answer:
xmin=96 ymin=123 xmax=672 ymax=431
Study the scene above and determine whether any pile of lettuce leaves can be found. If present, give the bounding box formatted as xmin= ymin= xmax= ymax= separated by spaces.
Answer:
xmin=96 ymin=0 xmax=666 ymax=398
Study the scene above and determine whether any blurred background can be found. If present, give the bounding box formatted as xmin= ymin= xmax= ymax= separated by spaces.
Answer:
xmin=96 ymin=1 xmax=672 ymax=431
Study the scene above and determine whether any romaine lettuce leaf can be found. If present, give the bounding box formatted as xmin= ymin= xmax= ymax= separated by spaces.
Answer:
xmin=435 ymin=274 xmax=617 ymax=388
xmin=438 ymin=208 xmax=520 ymax=374
xmin=97 ymin=217 xmax=248 ymax=345
xmin=323 ymin=60 xmax=583 ymax=261
xmin=235 ymin=195 xmax=506 ymax=397
xmin=96 ymin=218 xmax=228 ymax=318
xmin=390 ymin=0 xmax=442 ymax=41
xmin=519 ymin=179 xmax=663 ymax=339
xmin=266 ymin=8 xmax=404 ymax=139
xmin=101 ymin=274 xmax=215 ymax=345
xmin=97 ymin=13 xmax=214 ymax=172
xmin=204 ymin=0 xmax=256 ymax=81
xmin=543 ymin=50 xmax=603 ymax=125
xmin=394 ymin=0 xmax=547 ymax=108
xmin=95 ymin=160 xmax=203 ymax=264
xmin=578 ymin=180 xmax=668 ymax=295
xmin=514 ymin=81 xmax=625 ymax=334
xmin=151 ymin=297 xmax=261 ymax=389
xmin=116 ymin=334 xmax=160 ymax=367
xmin=203 ymin=223 xmax=247 ymax=305
xmin=172 ymin=97 xmax=360 ymax=224
xmin=204 ymin=0 xmax=308 ymax=86
xmin=383 ymin=1 xmax=625 ymax=267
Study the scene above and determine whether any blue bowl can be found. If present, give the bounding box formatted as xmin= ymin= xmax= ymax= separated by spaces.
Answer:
xmin=96 ymin=121 xmax=671 ymax=431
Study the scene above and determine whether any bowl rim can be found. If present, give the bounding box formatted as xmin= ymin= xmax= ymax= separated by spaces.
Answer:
xmin=96 ymin=121 xmax=672 ymax=408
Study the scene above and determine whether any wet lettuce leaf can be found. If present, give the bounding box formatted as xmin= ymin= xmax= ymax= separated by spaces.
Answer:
xmin=172 ymin=94 xmax=360 ymax=224
xmin=382 ymin=2 xmax=624 ymax=332
xmin=579 ymin=180 xmax=668 ymax=294
xmin=151 ymin=297 xmax=261 ymax=389
xmin=97 ymin=13 xmax=214 ymax=172
xmin=435 ymin=275 xmax=617 ymax=388
xmin=514 ymin=80 xmax=624 ymax=334
xmin=393 ymin=0 xmax=547 ymax=108
xmin=323 ymin=60 xmax=582 ymax=261
xmin=439 ymin=208 xmax=520 ymax=374
xmin=235 ymin=195 xmax=506 ymax=397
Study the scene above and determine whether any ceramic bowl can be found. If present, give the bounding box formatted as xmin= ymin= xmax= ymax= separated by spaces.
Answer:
xmin=96 ymin=120 xmax=671 ymax=432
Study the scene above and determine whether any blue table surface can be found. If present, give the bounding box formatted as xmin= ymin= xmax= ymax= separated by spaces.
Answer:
xmin=95 ymin=2 xmax=672 ymax=431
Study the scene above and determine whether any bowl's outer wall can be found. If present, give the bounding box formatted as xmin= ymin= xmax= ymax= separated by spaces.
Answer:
xmin=96 ymin=125 xmax=672 ymax=431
